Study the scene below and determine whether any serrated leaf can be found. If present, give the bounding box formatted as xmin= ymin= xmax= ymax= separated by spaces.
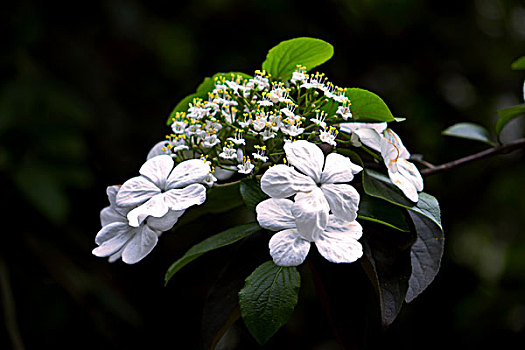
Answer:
xmin=442 ymin=122 xmax=493 ymax=144
xmin=240 ymin=178 xmax=268 ymax=211
xmin=496 ymin=104 xmax=525 ymax=135
xmin=511 ymin=56 xmax=525 ymax=70
xmin=362 ymin=169 xmax=442 ymax=229
xmin=262 ymin=37 xmax=334 ymax=81
xmin=165 ymin=222 xmax=261 ymax=284
xmin=361 ymin=227 xmax=414 ymax=327
xmin=358 ymin=194 xmax=410 ymax=232
xmin=405 ymin=211 xmax=444 ymax=303
xmin=239 ymin=261 xmax=300 ymax=345
xmin=346 ymin=88 xmax=396 ymax=122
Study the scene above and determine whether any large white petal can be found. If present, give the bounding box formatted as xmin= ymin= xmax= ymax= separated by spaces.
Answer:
xmin=139 ymin=155 xmax=173 ymax=189
xmin=321 ymin=153 xmax=362 ymax=184
xmin=93 ymin=222 xmax=134 ymax=257
xmin=383 ymin=129 xmax=410 ymax=160
xmin=315 ymin=224 xmax=363 ymax=263
xmin=320 ymin=183 xmax=360 ymax=221
xmin=283 ymin=140 xmax=324 ymax=183
xmin=255 ymin=198 xmax=296 ymax=231
xmin=354 ymin=128 xmax=383 ymax=152
xmin=166 ymin=159 xmax=211 ymax=189
xmin=325 ymin=216 xmax=363 ymax=240
xmin=100 ymin=206 xmax=126 ymax=226
xmin=397 ymin=159 xmax=424 ymax=192
xmin=339 ymin=122 xmax=387 ymax=134
xmin=269 ymin=229 xmax=311 ymax=267
xmin=292 ymin=188 xmax=330 ymax=242
xmin=116 ymin=176 xmax=160 ymax=207
xmin=380 ymin=137 xmax=400 ymax=173
xmin=163 ymin=183 xmax=207 ymax=211
xmin=260 ymin=164 xmax=316 ymax=198
xmin=126 ymin=193 xmax=169 ymax=227
xmin=388 ymin=169 xmax=419 ymax=202
xmin=147 ymin=141 xmax=171 ymax=160
xmin=121 ymin=225 xmax=159 ymax=264
xmin=147 ymin=210 xmax=185 ymax=231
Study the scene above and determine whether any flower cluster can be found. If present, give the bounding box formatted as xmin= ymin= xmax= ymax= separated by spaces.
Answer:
xmin=93 ymin=65 xmax=424 ymax=266
xmin=92 ymin=153 xmax=211 ymax=263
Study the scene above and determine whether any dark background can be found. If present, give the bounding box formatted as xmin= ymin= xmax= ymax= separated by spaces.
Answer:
xmin=1 ymin=0 xmax=524 ymax=349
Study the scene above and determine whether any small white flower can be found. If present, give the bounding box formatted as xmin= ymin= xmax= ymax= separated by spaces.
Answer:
xmin=227 ymin=130 xmax=246 ymax=145
xmin=310 ymin=112 xmax=327 ymax=129
xmin=116 ymin=155 xmax=210 ymax=227
xmin=93 ymin=186 xmax=183 ymax=264
xmin=171 ymin=120 xmax=188 ymax=134
xmin=219 ymin=143 xmax=237 ymax=160
xmin=281 ymin=123 xmax=305 ymax=137
xmin=203 ymin=134 xmax=220 ymax=148
xmin=237 ymin=157 xmax=255 ymax=174
xmin=261 ymin=140 xmax=363 ymax=222
xmin=291 ymin=71 xmax=307 ymax=85
xmin=260 ymin=128 xmax=277 ymax=141
xmin=252 ymin=145 xmax=269 ymax=162
xmin=336 ymin=105 xmax=352 ymax=120
xmin=319 ymin=127 xmax=338 ymax=147
xmin=256 ymin=197 xmax=363 ymax=266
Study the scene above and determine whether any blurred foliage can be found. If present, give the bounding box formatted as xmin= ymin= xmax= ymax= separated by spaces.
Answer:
xmin=0 ymin=0 xmax=524 ymax=349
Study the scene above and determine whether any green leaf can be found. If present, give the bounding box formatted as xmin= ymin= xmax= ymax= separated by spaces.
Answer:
xmin=362 ymin=169 xmax=442 ymax=229
xmin=442 ymin=122 xmax=493 ymax=144
xmin=239 ymin=261 xmax=300 ymax=344
xmin=496 ymin=104 xmax=525 ymax=135
xmin=511 ymin=56 xmax=525 ymax=70
xmin=346 ymin=88 xmax=396 ymax=122
xmin=405 ymin=211 xmax=444 ymax=303
xmin=240 ymin=178 xmax=268 ymax=211
xmin=167 ymin=93 xmax=199 ymax=124
xmin=358 ymin=194 xmax=410 ymax=232
xmin=262 ymin=37 xmax=334 ymax=81
xmin=165 ymin=222 xmax=261 ymax=284
xmin=361 ymin=226 xmax=414 ymax=327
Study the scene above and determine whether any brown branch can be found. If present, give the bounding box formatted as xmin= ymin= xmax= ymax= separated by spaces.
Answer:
xmin=420 ymin=138 xmax=525 ymax=177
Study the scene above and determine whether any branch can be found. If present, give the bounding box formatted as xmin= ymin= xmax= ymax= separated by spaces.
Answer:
xmin=420 ymin=138 xmax=525 ymax=177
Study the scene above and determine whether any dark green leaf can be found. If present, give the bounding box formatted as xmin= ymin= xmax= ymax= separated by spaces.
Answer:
xmin=442 ymin=122 xmax=493 ymax=144
xmin=405 ymin=211 xmax=444 ymax=303
xmin=239 ymin=261 xmax=300 ymax=344
xmin=496 ymin=104 xmax=525 ymax=135
xmin=511 ymin=56 xmax=525 ymax=70
xmin=358 ymin=194 xmax=410 ymax=232
xmin=165 ymin=222 xmax=261 ymax=284
xmin=240 ymin=178 xmax=268 ymax=211
xmin=362 ymin=169 xmax=442 ymax=229
xmin=346 ymin=88 xmax=396 ymax=122
xmin=361 ymin=226 xmax=414 ymax=327
xmin=262 ymin=37 xmax=334 ymax=80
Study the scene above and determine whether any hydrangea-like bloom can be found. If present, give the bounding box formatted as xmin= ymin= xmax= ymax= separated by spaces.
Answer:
xmin=256 ymin=198 xmax=363 ymax=266
xmin=93 ymin=186 xmax=183 ymax=264
xmin=260 ymin=140 xmax=363 ymax=224
xmin=116 ymin=155 xmax=210 ymax=227
xmin=340 ymin=123 xmax=423 ymax=202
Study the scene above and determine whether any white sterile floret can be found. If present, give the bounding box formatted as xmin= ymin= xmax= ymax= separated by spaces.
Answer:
xmin=116 ymin=155 xmax=210 ymax=227
xmin=260 ymin=140 xmax=363 ymax=222
xmin=339 ymin=123 xmax=424 ymax=202
xmin=256 ymin=197 xmax=363 ymax=266
xmin=93 ymin=186 xmax=183 ymax=264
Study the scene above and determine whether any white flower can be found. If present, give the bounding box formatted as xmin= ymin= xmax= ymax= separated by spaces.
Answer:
xmin=319 ymin=127 xmax=338 ymax=147
xmin=339 ymin=123 xmax=423 ymax=202
xmin=116 ymin=155 xmax=209 ymax=227
xmin=256 ymin=198 xmax=363 ymax=266
xmin=260 ymin=128 xmax=277 ymax=141
xmin=291 ymin=71 xmax=307 ymax=85
xmin=237 ymin=157 xmax=255 ymax=174
xmin=310 ymin=112 xmax=327 ymax=129
xmin=219 ymin=143 xmax=237 ymax=160
xmin=260 ymin=140 xmax=362 ymax=222
xmin=336 ymin=105 xmax=352 ymax=120
xmin=93 ymin=186 xmax=183 ymax=264
xmin=227 ymin=130 xmax=246 ymax=145
xmin=281 ymin=123 xmax=305 ymax=137
xmin=203 ymin=134 xmax=220 ymax=148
